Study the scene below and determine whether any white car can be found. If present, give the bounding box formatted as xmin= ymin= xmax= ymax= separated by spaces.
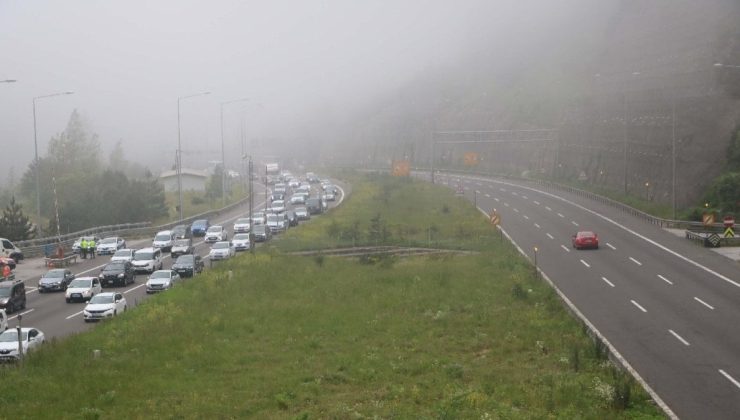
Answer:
xmin=290 ymin=193 xmax=307 ymax=205
xmin=270 ymin=200 xmax=286 ymax=213
xmin=131 ymin=247 xmax=163 ymax=273
xmin=111 ymin=248 xmax=136 ymax=263
xmin=152 ymin=230 xmax=174 ymax=252
xmin=266 ymin=213 xmax=288 ymax=233
xmin=232 ymin=233 xmax=251 ymax=251
xmin=0 ymin=328 xmax=45 ymax=361
xmin=0 ymin=309 xmax=6 ymax=332
xmin=146 ymin=270 xmax=180 ymax=293
xmin=65 ymin=277 xmax=102 ymax=303
xmin=205 ymin=225 xmax=227 ymax=243
xmin=233 ymin=218 xmax=251 ymax=234
xmin=83 ymin=292 xmax=127 ymax=322
xmin=251 ymin=212 xmax=266 ymax=225
xmin=294 ymin=206 xmax=310 ymax=221
xmin=209 ymin=241 xmax=235 ymax=260
xmin=322 ymin=191 xmax=336 ymax=202
xmin=96 ymin=237 xmax=126 ymax=255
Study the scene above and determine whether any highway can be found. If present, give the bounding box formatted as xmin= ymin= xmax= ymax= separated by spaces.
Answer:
xmin=428 ymin=171 xmax=740 ymax=420
xmin=6 ymin=178 xmax=344 ymax=343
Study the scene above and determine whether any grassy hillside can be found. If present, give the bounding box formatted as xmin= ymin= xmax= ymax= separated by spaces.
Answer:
xmin=0 ymin=173 xmax=663 ymax=418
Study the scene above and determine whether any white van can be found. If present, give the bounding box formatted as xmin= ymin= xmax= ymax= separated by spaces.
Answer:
xmin=0 ymin=238 xmax=23 ymax=262
xmin=131 ymin=247 xmax=163 ymax=274
xmin=152 ymin=230 xmax=174 ymax=252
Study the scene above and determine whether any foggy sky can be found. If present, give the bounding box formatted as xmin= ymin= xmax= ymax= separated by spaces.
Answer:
xmin=0 ymin=0 xmax=592 ymax=180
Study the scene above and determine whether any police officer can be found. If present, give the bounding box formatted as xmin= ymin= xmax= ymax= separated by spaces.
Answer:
xmin=80 ymin=238 xmax=88 ymax=259
xmin=89 ymin=237 xmax=96 ymax=259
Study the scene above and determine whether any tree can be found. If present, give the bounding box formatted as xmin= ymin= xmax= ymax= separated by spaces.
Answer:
xmin=205 ymin=165 xmax=224 ymax=202
xmin=0 ymin=196 xmax=35 ymax=241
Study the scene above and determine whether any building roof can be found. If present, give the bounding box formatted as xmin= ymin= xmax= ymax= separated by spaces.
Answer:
xmin=159 ymin=169 xmax=209 ymax=179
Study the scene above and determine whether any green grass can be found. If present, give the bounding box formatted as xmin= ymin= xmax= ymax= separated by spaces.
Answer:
xmin=0 ymin=173 xmax=664 ymax=418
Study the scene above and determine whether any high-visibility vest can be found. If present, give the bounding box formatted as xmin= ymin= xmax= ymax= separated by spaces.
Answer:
xmin=89 ymin=240 xmax=96 ymax=248
xmin=81 ymin=240 xmax=87 ymax=249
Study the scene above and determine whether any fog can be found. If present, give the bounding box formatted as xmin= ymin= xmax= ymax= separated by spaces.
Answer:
xmin=1 ymin=0 xmax=601 ymax=180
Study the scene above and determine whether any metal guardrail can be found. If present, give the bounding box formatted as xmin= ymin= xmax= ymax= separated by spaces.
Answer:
xmin=15 ymin=195 xmax=251 ymax=259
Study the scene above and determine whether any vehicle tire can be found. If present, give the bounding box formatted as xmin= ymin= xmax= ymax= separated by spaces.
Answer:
xmin=21 ymin=300 xmax=26 ymax=310
xmin=66 ymin=298 xmax=70 ymax=303
xmin=7 ymin=303 xmax=14 ymax=313
xmin=124 ymin=305 xmax=127 ymax=312
xmin=113 ymin=310 xmax=117 ymax=317
xmin=38 ymin=289 xmax=44 ymax=293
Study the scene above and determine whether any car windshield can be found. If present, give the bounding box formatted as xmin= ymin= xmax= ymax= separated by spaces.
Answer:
xmin=0 ymin=331 xmax=27 ymax=342
xmin=253 ymin=225 xmax=266 ymax=233
xmin=69 ymin=279 xmax=92 ymax=288
xmin=44 ymin=269 xmax=65 ymax=278
xmin=0 ymin=287 xmax=11 ymax=298
xmin=175 ymin=255 xmax=194 ymax=264
xmin=233 ymin=234 xmax=249 ymax=240
xmin=193 ymin=220 xmax=207 ymax=228
xmin=213 ymin=242 xmax=230 ymax=249
xmin=101 ymin=238 xmax=117 ymax=244
xmin=104 ymin=262 xmax=125 ymax=270
xmin=89 ymin=294 xmax=114 ymax=304
xmin=296 ymin=207 xmax=307 ymax=213
xmin=206 ymin=226 xmax=221 ymax=232
xmin=134 ymin=252 xmax=153 ymax=261
xmin=113 ymin=250 xmax=131 ymax=257
xmin=578 ymin=232 xmax=595 ymax=238
xmin=174 ymin=239 xmax=190 ymax=247
xmin=253 ymin=212 xmax=264 ymax=218
xmin=155 ymin=233 xmax=171 ymax=241
xmin=267 ymin=214 xmax=281 ymax=222
xmin=150 ymin=271 xmax=171 ymax=279
xmin=236 ymin=218 xmax=250 ymax=224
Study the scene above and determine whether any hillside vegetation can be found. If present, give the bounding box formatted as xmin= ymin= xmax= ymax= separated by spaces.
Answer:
xmin=0 ymin=173 xmax=663 ymax=418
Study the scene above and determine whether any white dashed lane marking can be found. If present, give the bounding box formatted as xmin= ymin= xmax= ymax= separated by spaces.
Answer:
xmin=631 ymin=300 xmax=648 ymax=313
xmin=606 ymin=243 xmax=616 ymax=250
xmin=657 ymin=275 xmax=673 ymax=285
xmin=513 ymin=208 xmax=519 ymax=213
xmin=601 ymin=277 xmax=615 ymax=287
xmin=629 ymin=257 xmax=642 ymax=266
xmin=523 ymin=215 xmax=529 ymax=220
xmin=719 ymin=370 xmax=740 ymax=390
xmin=533 ymin=201 xmax=540 ymax=205
xmin=504 ymin=202 xmax=510 ymax=207
xmin=669 ymin=329 xmax=690 ymax=346
xmin=580 ymin=259 xmax=590 ymax=268
xmin=571 ymin=221 xmax=579 ymax=226
xmin=560 ymin=244 xmax=570 ymax=252
xmin=494 ymin=198 xmax=500 ymax=202
xmin=545 ymin=206 xmax=552 ymax=211
xmin=484 ymin=193 xmax=490 ymax=198
xmin=546 ymin=233 xmax=553 ymax=239
xmin=557 ymin=213 xmax=565 ymax=218
xmin=534 ymin=223 xmax=541 ymax=229
xmin=694 ymin=297 xmax=715 ymax=310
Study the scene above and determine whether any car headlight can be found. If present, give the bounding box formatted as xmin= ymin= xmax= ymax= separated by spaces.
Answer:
xmin=118 ymin=273 xmax=125 ymax=278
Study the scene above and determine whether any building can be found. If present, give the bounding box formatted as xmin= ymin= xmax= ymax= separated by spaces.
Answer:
xmin=159 ymin=169 xmax=209 ymax=192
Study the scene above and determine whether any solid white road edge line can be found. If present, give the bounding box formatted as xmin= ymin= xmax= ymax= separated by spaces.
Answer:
xmin=631 ymin=300 xmax=648 ymax=313
xmin=601 ymin=277 xmax=615 ymax=287
xmin=668 ymin=329 xmax=690 ymax=346
xmin=629 ymin=257 xmax=642 ymax=266
xmin=719 ymin=369 xmax=740 ymax=390
xmin=478 ymin=208 xmax=677 ymax=419
xmin=693 ymin=297 xmax=715 ymax=310
xmin=657 ymin=274 xmax=674 ymax=285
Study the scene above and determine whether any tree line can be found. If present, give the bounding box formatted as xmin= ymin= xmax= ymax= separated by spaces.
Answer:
xmin=0 ymin=110 xmax=168 ymax=240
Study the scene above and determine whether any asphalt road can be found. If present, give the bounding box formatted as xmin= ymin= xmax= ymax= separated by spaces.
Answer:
xmin=7 ymin=178 xmax=345 ymax=343
xmin=427 ymin=171 xmax=740 ymax=420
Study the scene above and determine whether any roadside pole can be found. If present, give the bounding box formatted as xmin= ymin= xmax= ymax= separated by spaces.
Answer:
xmin=16 ymin=314 xmax=22 ymax=364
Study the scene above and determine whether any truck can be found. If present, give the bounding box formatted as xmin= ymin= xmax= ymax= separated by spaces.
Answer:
xmin=265 ymin=163 xmax=280 ymax=185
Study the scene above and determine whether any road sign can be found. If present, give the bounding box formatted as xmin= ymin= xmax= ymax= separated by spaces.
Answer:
xmin=707 ymin=233 xmax=721 ymax=247
xmin=490 ymin=210 xmax=501 ymax=226
xmin=702 ymin=213 xmax=715 ymax=226
xmin=724 ymin=215 xmax=735 ymax=228
xmin=725 ymin=227 xmax=735 ymax=238
xmin=464 ymin=152 xmax=479 ymax=166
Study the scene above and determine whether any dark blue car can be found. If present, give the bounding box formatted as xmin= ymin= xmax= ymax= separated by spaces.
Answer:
xmin=191 ymin=219 xmax=210 ymax=237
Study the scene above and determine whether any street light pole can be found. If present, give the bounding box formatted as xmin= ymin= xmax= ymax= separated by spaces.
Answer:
xmin=32 ymin=91 xmax=74 ymax=235
xmin=177 ymin=91 xmax=210 ymax=221
xmin=220 ymin=98 xmax=250 ymax=208
xmin=1 ymin=79 xmax=17 ymax=83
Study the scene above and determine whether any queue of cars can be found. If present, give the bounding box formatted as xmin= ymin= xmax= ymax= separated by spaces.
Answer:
xmin=0 ymin=171 xmax=340 ymax=362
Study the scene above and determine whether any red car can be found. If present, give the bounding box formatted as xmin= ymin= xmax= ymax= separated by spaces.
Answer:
xmin=572 ymin=231 xmax=599 ymax=249
xmin=0 ymin=256 xmax=16 ymax=270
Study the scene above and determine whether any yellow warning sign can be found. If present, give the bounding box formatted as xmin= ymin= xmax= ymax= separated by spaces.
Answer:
xmin=490 ymin=210 xmax=501 ymax=226
xmin=725 ymin=227 xmax=734 ymax=238
xmin=391 ymin=160 xmax=410 ymax=177
xmin=464 ymin=152 xmax=479 ymax=166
